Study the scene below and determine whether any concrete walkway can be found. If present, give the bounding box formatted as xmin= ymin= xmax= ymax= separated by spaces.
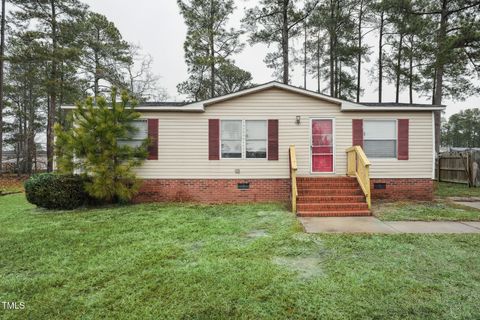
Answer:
xmin=299 ymin=216 xmax=480 ymax=234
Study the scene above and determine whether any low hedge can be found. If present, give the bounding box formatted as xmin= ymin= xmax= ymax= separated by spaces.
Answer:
xmin=25 ymin=174 xmax=88 ymax=210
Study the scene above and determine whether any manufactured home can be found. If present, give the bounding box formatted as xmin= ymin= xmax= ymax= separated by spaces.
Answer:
xmin=62 ymin=82 xmax=444 ymax=216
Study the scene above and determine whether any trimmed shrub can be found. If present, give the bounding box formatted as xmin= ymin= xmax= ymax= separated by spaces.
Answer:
xmin=24 ymin=174 xmax=88 ymax=210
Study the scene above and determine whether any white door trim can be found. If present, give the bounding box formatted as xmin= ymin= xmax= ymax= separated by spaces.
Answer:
xmin=309 ymin=117 xmax=336 ymax=174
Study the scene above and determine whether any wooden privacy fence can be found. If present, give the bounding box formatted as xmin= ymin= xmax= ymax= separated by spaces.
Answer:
xmin=438 ymin=150 xmax=480 ymax=187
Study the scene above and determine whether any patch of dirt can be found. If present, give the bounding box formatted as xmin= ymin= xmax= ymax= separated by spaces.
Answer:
xmin=273 ymin=255 xmax=324 ymax=279
xmin=245 ymin=229 xmax=268 ymax=238
xmin=0 ymin=175 xmax=27 ymax=193
xmin=187 ymin=241 xmax=204 ymax=252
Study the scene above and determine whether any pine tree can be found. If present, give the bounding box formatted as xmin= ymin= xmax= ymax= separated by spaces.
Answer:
xmin=310 ymin=0 xmax=359 ymax=99
xmin=54 ymin=89 xmax=148 ymax=202
xmin=243 ymin=0 xmax=319 ymax=84
xmin=354 ymin=0 xmax=374 ymax=102
xmin=177 ymin=0 xmax=244 ymax=100
xmin=215 ymin=62 xmax=254 ymax=95
xmin=10 ymin=0 xmax=87 ymax=172
xmin=411 ymin=0 xmax=480 ymax=106
xmin=4 ymin=31 xmax=48 ymax=174
xmin=78 ymin=12 xmax=131 ymax=97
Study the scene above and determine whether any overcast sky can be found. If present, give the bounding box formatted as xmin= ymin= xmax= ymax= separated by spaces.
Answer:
xmin=83 ymin=0 xmax=479 ymax=118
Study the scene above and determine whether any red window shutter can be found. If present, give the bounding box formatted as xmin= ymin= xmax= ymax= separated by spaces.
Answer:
xmin=352 ymin=119 xmax=363 ymax=147
xmin=208 ymin=119 xmax=220 ymax=160
xmin=268 ymin=119 xmax=279 ymax=160
xmin=398 ymin=119 xmax=409 ymax=160
xmin=147 ymin=119 xmax=159 ymax=160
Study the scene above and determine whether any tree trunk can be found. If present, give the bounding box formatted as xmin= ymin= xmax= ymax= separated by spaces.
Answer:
xmin=303 ymin=23 xmax=307 ymax=89
xmin=329 ymin=0 xmax=335 ymax=96
xmin=317 ymin=31 xmax=321 ymax=93
xmin=282 ymin=0 xmax=289 ymax=84
xmin=378 ymin=11 xmax=384 ymax=103
xmin=409 ymin=43 xmax=413 ymax=104
xmin=356 ymin=0 xmax=364 ymax=102
xmin=395 ymin=33 xmax=404 ymax=103
xmin=433 ymin=0 xmax=448 ymax=154
xmin=47 ymin=0 xmax=58 ymax=172
xmin=209 ymin=0 xmax=215 ymax=97
xmin=94 ymin=29 xmax=100 ymax=98
xmin=334 ymin=56 xmax=339 ymax=98
xmin=0 ymin=0 xmax=5 ymax=175
xmin=433 ymin=0 xmax=448 ymax=107
xmin=338 ymin=61 xmax=342 ymax=98
xmin=329 ymin=33 xmax=334 ymax=96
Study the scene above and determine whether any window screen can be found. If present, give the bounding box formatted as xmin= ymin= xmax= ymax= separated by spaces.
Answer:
xmin=246 ymin=120 xmax=267 ymax=159
xmin=363 ymin=120 xmax=397 ymax=158
xmin=221 ymin=120 xmax=242 ymax=158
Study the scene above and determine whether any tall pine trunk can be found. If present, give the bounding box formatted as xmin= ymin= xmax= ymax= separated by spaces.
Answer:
xmin=94 ymin=29 xmax=100 ymax=97
xmin=356 ymin=0 xmax=364 ymax=102
xmin=303 ymin=23 xmax=307 ymax=89
xmin=329 ymin=33 xmax=334 ymax=96
xmin=282 ymin=0 xmax=289 ymax=84
xmin=329 ymin=0 xmax=335 ymax=97
xmin=0 ymin=0 xmax=5 ymax=175
xmin=409 ymin=41 xmax=413 ymax=104
xmin=395 ymin=33 xmax=403 ymax=103
xmin=209 ymin=0 xmax=215 ymax=97
xmin=316 ymin=31 xmax=321 ymax=93
xmin=433 ymin=0 xmax=448 ymax=107
xmin=378 ymin=11 xmax=384 ymax=103
xmin=47 ymin=0 xmax=58 ymax=172
xmin=432 ymin=0 xmax=448 ymax=154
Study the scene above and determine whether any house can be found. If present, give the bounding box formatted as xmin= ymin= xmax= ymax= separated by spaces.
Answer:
xmin=62 ymin=82 xmax=445 ymax=216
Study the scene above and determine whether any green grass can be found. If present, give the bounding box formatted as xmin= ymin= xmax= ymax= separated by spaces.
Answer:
xmin=374 ymin=201 xmax=480 ymax=221
xmin=373 ymin=182 xmax=480 ymax=221
xmin=1 ymin=195 xmax=480 ymax=319
xmin=436 ymin=182 xmax=480 ymax=198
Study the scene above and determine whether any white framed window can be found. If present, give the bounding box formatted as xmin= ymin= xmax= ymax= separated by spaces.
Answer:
xmin=363 ymin=120 xmax=397 ymax=158
xmin=118 ymin=120 xmax=148 ymax=148
xmin=221 ymin=120 xmax=242 ymax=158
xmin=221 ymin=120 xmax=267 ymax=159
xmin=246 ymin=120 xmax=267 ymax=158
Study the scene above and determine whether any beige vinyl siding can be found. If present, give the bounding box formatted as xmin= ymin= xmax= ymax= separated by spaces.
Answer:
xmin=137 ymin=88 xmax=434 ymax=179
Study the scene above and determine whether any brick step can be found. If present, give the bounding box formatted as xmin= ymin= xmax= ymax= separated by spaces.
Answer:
xmin=297 ymin=182 xmax=360 ymax=188
xmin=297 ymin=210 xmax=372 ymax=217
xmin=297 ymin=195 xmax=365 ymax=203
xmin=297 ymin=177 xmax=356 ymax=182
xmin=297 ymin=202 xmax=369 ymax=211
xmin=299 ymin=189 xmax=364 ymax=196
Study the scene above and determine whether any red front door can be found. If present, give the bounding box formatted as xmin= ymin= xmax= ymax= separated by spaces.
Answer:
xmin=311 ymin=119 xmax=333 ymax=172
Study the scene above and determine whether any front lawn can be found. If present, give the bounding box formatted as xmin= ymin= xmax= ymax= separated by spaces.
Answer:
xmin=1 ymin=195 xmax=480 ymax=319
xmin=436 ymin=181 xmax=480 ymax=198
xmin=374 ymin=201 xmax=480 ymax=221
xmin=374 ymin=182 xmax=480 ymax=221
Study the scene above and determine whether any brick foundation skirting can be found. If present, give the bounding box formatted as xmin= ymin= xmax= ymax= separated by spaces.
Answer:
xmin=134 ymin=178 xmax=291 ymax=204
xmin=370 ymin=178 xmax=434 ymax=201
xmin=134 ymin=177 xmax=434 ymax=204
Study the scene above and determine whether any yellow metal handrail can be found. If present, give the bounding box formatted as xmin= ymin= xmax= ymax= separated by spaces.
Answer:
xmin=289 ymin=145 xmax=298 ymax=213
xmin=346 ymin=146 xmax=371 ymax=209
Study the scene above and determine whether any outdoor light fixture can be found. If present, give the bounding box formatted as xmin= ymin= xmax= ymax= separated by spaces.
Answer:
xmin=296 ymin=116 xmax=301 ymax=125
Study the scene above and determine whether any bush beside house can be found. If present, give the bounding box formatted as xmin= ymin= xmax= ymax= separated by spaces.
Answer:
xmin=25 ymin=174 xmax=88 ymax=210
